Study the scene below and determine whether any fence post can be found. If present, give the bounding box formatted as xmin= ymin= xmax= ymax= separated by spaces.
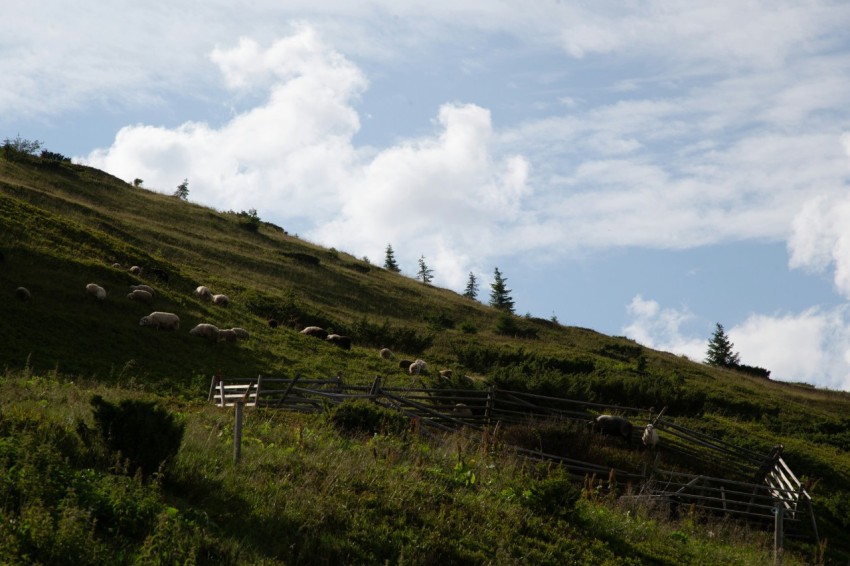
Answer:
xmin=485 ymin=385 xmax=496 ymax=426
xmin=774 ymin=502 xmax=784 ymax=565
xmin=234 ymin=400 xmax=244 ymax=465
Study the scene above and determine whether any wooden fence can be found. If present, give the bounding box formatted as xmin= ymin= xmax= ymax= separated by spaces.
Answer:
xmin=208 ymin=374 xmax=818 ymax=545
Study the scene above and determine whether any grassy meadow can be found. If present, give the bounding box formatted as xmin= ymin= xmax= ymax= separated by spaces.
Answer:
xmin=1 ymin=147 xmax=850 ymax=563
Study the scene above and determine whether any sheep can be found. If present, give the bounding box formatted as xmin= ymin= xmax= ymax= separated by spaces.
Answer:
xmin=642 ymin=424 xmax=659 ymax=449
xmin=15 ymin=287 xmax=31 ymax=301
xmin=379 ymin=348 xmax=394 ymax=359
xmin=130 ymin=284 xmax=155 ymax=297
xmin=300 ymin=326 xmax=328 ymax=339
xmin=127 ymin=289 xmax=154 ymax=304
xmin=129 ymin=265 xmax=142 ymax=275
xmin=591 ymin=415 xmax=633 ymax=443
xmin=230 ymin=328 xmax=250 ymax=340
xmin=212 ymin=294 xmax=230 ymax=307
xmin=398 ymin=359 xmax=414 ymax=370
xmin=267 ymin=319 xmax=279 ymax=328
xmin=111 ymin=262 xmax=121 ymax=268
xmin=85 ymin=283 xmax=106 ymax=300
xmin=139 ymin=311 xmax=180 ymax=330
xmin=218 ymin=328 xmax=238 ymax=342
xmin=195 ymin=286 xmax=213 ymax=301
xmin=326 ymin=334 xmax=352 ymax=350
xmin=439 ymin=369 xmax=454 ymax=380
xmin=189 ymin=323 xmax=220 ymax=342
xmin=453 ymin=403 xmax=473 ymax=418
xmin=409 ymin=359 xmax=428 ymax=375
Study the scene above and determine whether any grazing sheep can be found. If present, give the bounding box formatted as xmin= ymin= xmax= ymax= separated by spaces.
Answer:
xmin=398 ymin=359 xmax=413 ymax=370
xmin=300 ymin=326 xmax=328 ymax=339
xmin=111 ymin=262 xmax=121 ymax=268
xmin=453 ymin=403 xmax=473 ymax=418
xmin=439 ymin=369 xmax=454 ymax=379
xmin=379 ymin=348 xmax=394 ymax=359
xmin=409 ymin=359 xmax=428 ymax=375
xmin=195 ymin=286 xmax=213 ymax=301
xmin=591 ymin=415 xmax=633 ymax=443
xmin=326 ymin=334 xmax=352 ymax=350
xmin=129 ymin=265 xmax=142 ymax=275
xmin=129 ymin=284 xmax=155 ymax=297
xmin=642 ymin=424 xmax=659 ymax=448
xmin=139 ymin=311 xmax=180 ymax=330
xmin=85 ymin=283 xmax=106 ymax=300
xmin=267 ymin=319 xmax=279 ymax=328
xmin=189 ymin=323 xmax=220 ymax=342
xmin=127 ymin=289 xmax=154 ymax=304
xmin=212 ymin=294 xmax=230 ymax=307
xmin=230 ymin=328 xmax=250 ymax=340
xmin=218 ymin=328 xmax=238 ymax=342
xmin=15 ymin=287 xmax=31 ymax=301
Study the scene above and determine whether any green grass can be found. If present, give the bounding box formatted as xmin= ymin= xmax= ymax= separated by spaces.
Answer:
xmin=1 ymin=149 xmax=849 ymax=563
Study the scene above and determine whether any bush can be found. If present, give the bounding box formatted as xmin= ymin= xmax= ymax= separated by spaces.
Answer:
xmin=329 ymin=400 xmax=409 ymax=437
xmin=87 ymin=396 xmax=185 ymax=478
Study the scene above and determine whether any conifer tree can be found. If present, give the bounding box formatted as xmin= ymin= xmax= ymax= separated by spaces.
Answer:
xmin=417 ymin=255 xmax=434 ymax=284
xmin=463 ymin=272 xmax=479 ymax=299
xmin=489 ymin=267 xmax=515 ymax=313
xmin=384 ymin=244 xmax=400 ymax=272
xmin=705 ymin=323 xmax=741 ymax=367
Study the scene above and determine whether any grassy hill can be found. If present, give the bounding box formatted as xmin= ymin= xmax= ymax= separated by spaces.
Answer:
xmin=2 ymin=146 xmax=850 ymax=564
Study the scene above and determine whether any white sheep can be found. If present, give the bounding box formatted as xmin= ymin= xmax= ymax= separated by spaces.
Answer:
xmin=326 ymin=334 xmax=352 ymax=350
xmin=129 ymin=284 xmax=156 ymax=298
xmin=85 ymin=283 xmax=106 ymax=300
xmin=139 ymin=311 xmax=180 ymax=330
xmin=218 ymin=328 xmax=238 ymax=342
xmin=189 ymin=323 xmax=220 ymax=341
xmin=300 ymin=326 xmax=328 ymax=339
xmin=642 ymin=424 xmax=659 ymax=448
xmin=129 ymin=265 xmax=142 ymax=275
xmin=127 ymin=289 xmax=153 ymax=304
xmin=111 ymin=262 xmax=121 ymax=269
xmin=379 ymin=348 xmax=394 ymax=359
xmin=230 ymin=328 xmax=250 ymax=340
xmin=212 ymin=294 xmax=230 ymax=307
xmin=195 ymin=286 xmax=213 ymax=301
xmin=409 ymin=359 xmax=428 ymax=375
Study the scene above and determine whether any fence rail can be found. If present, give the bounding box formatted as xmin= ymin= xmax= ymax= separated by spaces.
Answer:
xmin=208 ymin=374 xmax=818 ymax=545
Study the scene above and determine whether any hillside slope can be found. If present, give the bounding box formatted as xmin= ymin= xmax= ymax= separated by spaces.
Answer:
xmin=2 ymin=149 xmax=850 ymax=560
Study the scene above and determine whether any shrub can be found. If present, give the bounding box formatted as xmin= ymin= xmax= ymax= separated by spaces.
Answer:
xmin=87 ymin=396 xmax=185 ymax=478
xmin=329 ymin=400 xmax=409 ymax=437
xmin=494 ymin=313 xmax=539 ymax=339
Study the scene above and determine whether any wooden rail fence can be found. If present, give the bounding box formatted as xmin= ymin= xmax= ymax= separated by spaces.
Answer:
xmin=208 ymin=374 xmax=819 ymax=546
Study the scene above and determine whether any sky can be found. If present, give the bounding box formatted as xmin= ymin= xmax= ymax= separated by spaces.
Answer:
xmin=4 ymin=1 xmax=850 ymax=389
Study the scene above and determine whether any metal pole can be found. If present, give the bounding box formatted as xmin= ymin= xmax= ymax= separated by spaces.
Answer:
xmin=774 ymin=502 xmax=784 ymax=565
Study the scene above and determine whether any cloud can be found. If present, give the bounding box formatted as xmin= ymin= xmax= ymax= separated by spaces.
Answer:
xmin=623 ymin=296 xmax=850 ymax=390
xmin=85 ymin=27 xmax=367 ymax=223
xmin=787 ymin=133 xmax=850 ymax=297
xmin=622 ymin=296 xmax=705 ymax=361
xmin=83 ymin=28 xmax=531 ymax=289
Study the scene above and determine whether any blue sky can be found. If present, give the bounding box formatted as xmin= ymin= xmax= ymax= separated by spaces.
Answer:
xmin=4 ymin=1 xmax=850 ymax=389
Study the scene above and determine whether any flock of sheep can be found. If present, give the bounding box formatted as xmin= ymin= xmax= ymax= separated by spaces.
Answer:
xmin=13 ymin=262 xmax=247 ymax=344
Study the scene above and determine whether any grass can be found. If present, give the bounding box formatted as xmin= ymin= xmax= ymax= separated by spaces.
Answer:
xmin=1 ymin=148 xmax=849 ymax=562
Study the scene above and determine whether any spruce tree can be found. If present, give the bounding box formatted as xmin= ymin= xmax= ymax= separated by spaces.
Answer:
xmin=417 ymin=255 xmax=434 ymax=284
xmin=489 ymin=267 xmax=515 ymax=313
xmin=383 ymin=244 xmax=400 ymax=272
xmin=705 ymin=323 xmax=741 ymax=367
xmin=463 ymin=272 xmax=479 ymax=299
